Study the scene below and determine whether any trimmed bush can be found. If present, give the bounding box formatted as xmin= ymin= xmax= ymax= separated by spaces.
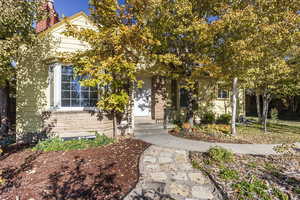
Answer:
xmin=216 ymin=114 xmax=231 ymax=125
xmin=32 ymin=133 xmax=115 ymax=152
xmin=201 ymin=112 xmax=216 ymax=124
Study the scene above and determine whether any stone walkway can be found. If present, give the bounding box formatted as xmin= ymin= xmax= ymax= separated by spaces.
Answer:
xmin=125 ymin=145 xmax=222 ymax=200
xmin=133 ymin=119 xmax=300 ymax=155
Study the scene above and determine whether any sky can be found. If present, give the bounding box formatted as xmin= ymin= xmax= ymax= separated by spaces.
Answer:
xmin=54 ymin=0 xmax=90 ymax=17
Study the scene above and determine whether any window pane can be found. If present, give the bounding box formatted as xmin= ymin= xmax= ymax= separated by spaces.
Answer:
xmin=218 ymin=90 xmax=228 ymax=99
xmin=71 ymin=83 xmax=80 ymax=91
xmin=90 ymin=99 xmax=98 ymax=107
xmin=90 ymin=92 xmax=98 ymax=99
xmin=62 ymin=83 xmax=71 ymax=90
xmin=62 ymin=91 xmax=71 ymax=99
xmin=71 ymin=99 xmax=80 ymax=107
xmin=81 ymin=91 xmax=89 ymax=99
xmin=81 ymin=99 xmax=90 ymax=107
xmin=62 ymin=66 xmax=73 ymax=74
xmin=62 ymin=75 xmax=73 ymax=82
xmin=62 ymin=99 xmax=71 ymax=107
xmin=71 ymin=91 xmax=80 ymax=98
xmin=81 ymin=86 xmax=89 ymax=91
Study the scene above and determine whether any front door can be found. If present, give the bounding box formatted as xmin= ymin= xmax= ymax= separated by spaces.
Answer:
xmin=134 ymin=77 xmax=151 ymax=117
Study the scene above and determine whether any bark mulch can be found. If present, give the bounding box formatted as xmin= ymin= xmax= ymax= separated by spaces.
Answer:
xmin=191 ymin=152 xmax=300 ymax=200
xmin=0 ymin=139 xmax=150 ymax=200
xmin=170 ymin=130 xmax=251 ymax=144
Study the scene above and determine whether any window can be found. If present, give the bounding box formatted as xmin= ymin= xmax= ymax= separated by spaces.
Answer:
xmin=61 ymin=66 xmax=98 ymax=107
xmin=218 ymin=88 xmax=229 ymax=99
xmin=180 ymin=88 xmax=189 ymax=107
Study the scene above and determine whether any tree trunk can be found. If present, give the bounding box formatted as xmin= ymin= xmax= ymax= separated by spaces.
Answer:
xmin=0 ymin=85 xmax=8 ymax=123
xmin=112 ymin=111 xmax=118 ymax=138
xmin=231 ymin=77 xmax=238 ymax=136
xmin=262 ymin=91 xmax=271 ymax=133
xmin=186 ymin=89 xmax=194 ymax=127
xmin=255 ymin=92 xmax=262 ymax=123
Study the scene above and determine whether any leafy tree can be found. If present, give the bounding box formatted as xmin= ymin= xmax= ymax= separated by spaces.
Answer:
xmin=63 ymin=0 xmax=157 ymax=137
xmin=0 ymin=0 xmax=47 ymax=121
xmin=238 ymin=1 xmax=300 ymax=132
xmin=212 ymin=0 xmax=300 ymax=134
xmin=145 ymin=0 xmax=219 ymax=126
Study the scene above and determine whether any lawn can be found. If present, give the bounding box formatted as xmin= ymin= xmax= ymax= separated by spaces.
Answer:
xmin=0 ymin=138 xmax=149 ymax=200
xmin=170 ymin=119 xmax=300 ymax=144
xmin=190 ymin=147 xmax=300 ymax=200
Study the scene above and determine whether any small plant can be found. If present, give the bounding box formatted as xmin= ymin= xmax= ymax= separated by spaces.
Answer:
xmin=273 ymin=188 xmax=289 ymax=200
xmin=232 ymin=176 xmax=271 ymax=200
xmin=0 ymin=170 xmax=4 ymax=186
xmin=191 ymin=160 xmax=202 ymax=170
xmin=32 ymin=133 xmax=115 ymax=152
xmin=219 ymin=168 xmax=239 ymax=180
xmin=201 ymin=112 xmax=216 ymax=124
xmin=270 ymin=108 xmax=279 ymax=122
xmin=216 ymin=114 xmax=232 ymax=125
xmin=207 ymin=146 xmax=234 ymax=163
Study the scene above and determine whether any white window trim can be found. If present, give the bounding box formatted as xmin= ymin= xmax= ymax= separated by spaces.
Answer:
xmin=50 ymin=63 xmax=98 ymax=111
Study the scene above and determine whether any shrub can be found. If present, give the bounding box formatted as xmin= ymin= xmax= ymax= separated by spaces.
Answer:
xmin=201 ymin=112 xmax=216 ymax=124
xmin=32 ymin=133 xmax=115 ymax=152
xmin=207 ymin=146 xmax=234 ymax=163
xmin=219 ymin=168 xmax=239 ymax=180
xmin=216 ymin=114 xmax=231 ymax=125
xmin=206 ymin=124 xmax=231 ymax=135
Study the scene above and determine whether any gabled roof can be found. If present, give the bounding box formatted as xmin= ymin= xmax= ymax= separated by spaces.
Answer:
xmin=40 ymin=11 xmax=94 ymax=35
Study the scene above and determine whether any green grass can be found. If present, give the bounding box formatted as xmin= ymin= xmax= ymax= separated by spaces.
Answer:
xmin=236 ymin=120 xmax=300 ymax=144
xmin=32 ymin=133 xmax=115 ymax=152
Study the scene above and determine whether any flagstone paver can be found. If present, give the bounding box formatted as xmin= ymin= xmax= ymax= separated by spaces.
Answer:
xmin=124 ymin=145 xmax=222 ymax=200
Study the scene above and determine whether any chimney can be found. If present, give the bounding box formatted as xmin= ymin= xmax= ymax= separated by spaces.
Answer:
xmin=36 ymin=0 xmax=59 ymax=33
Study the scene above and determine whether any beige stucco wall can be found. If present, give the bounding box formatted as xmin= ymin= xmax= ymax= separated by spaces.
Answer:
xmin=16 ymin=52 xmax=50 ymax=135
xmin=212 ymin=89 xmax=246 ymax=116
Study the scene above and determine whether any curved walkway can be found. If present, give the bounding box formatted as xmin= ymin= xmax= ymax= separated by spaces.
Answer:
xmin=134 ymin=120 xmax=300 ymax=155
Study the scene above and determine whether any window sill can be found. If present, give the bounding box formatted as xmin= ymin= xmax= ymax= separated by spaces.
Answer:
xmin=48 ymin=107 xmax=99 ymax=113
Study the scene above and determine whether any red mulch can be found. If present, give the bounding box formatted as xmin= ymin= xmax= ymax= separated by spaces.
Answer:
xmin=0 ymin=139 xmax=150 ymax=200
xmin=169 ymin=130 xmax=251 ymax=144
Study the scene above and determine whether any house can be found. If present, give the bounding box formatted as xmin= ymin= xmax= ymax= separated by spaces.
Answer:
xmin=16 ymin=1 xmax=245 ymax=140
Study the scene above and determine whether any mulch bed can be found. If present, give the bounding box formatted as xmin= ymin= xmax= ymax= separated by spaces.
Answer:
xmin=0 ymin=139 xmax=150 ymax=200
xmin=190 ymin=152 xmax=300 ymax=200
xmin=169 ymin=130 xmax=251 ymax=144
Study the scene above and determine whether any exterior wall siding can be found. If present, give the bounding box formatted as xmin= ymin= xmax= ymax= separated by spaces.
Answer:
xmin=17 ymin=13 xmax=114 ymax=139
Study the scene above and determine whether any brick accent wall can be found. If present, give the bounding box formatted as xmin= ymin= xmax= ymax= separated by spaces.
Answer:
xmin=44 ymin=111 xmax=113 ymax=137
xmin=151 ymin=76 xmax=166 ymax=120
xmin=36 ymin=1 xmax=59 ymax=33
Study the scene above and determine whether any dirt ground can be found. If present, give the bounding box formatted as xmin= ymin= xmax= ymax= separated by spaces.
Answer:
xmin=0 ymin=139 xmax=150 ymax=200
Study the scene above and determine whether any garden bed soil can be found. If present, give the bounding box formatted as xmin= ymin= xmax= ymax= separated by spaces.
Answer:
xmin=0 ymin=139 xmax=150 ymax=200
xmin=190 ymin=151 xmax=300 ymax=200
xmin=169 ymin=130 xmax=251 ymax=144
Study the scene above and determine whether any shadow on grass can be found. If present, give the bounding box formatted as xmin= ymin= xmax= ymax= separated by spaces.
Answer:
xmin=0 ymin=151 xmax=41 ymax=194
xmin=42 ymin=156 xmax=122 ymax=200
